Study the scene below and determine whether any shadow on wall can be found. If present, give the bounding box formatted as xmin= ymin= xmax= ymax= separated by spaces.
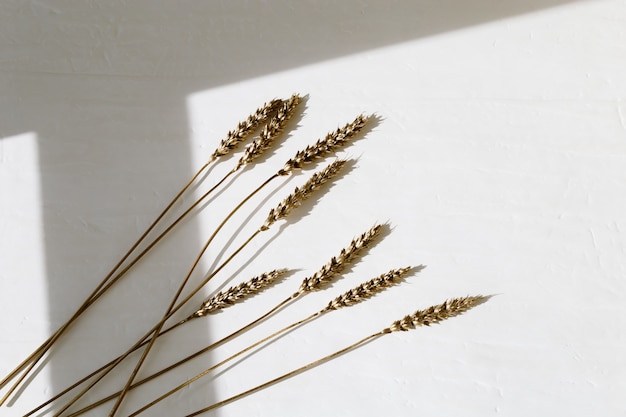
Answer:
xmin=2 ymin=0 xmax=579 ymax=90
xmin=0 ymin=0 xmax=580 ymax=414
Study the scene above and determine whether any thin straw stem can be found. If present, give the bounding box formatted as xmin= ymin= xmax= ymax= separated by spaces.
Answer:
xmin=1 ymin=97 xmax=285 ymax=399
xmin=64 ymin=296 xmax=296 ymax=417
xmin=64 ymin=227 xmax=384 ymax=416
xmin=184 ymin=295 xmax=487 ymax=417
xmin=28 ymin=118 xmax=365 ymax=414
xmin=185 ymin=332 xmax=386 ymax=417
xmin=114 ymin=100 xmax=302 ymax=412
xmin=0 ymin=160 xmax=216 ymax=407
xmin=23 ymin=269 xmax=286 ymax=416
xmin=28 ymin=173 xmax=281 ymax=416
xmin=128 ymin=267 xmax=412 ymax=416
xmin=129 ymin=311 xmax=322 ymax=417
xmin=54 ymin=161 xmax=338 ymax=415
xmin=108 ymin=171 xmax=287 ymax=416
xmin=1 ymin=98 xmax=286 ymax=397
xmin=51 ymin=230 xmax=263 ymax=417
xmin=21 ymin=317 xmax=190 ymax=417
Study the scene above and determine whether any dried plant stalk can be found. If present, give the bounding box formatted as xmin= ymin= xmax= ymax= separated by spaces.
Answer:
xmin=0 ymin=96 xmax=292 ymax=406
xmin=188 ymin=269 xmax=288 ymax=319
xmin=278 ymin=114 xmax=370 ymax=175
xmin=127 ymin=266 xmax=415 ymax=417
xmin=63 ymin=226 xmax=385 ymax=417
xmin=95 ymin=100 xmax=304 ymax=415
xmin=32 ymin=114 xmax=367 ymax=414
xmin=51 ymin=159 xmax=348 ymax=417
xmin=183 ymin=295 xmax=487 ymax=417
xmin=22 ymin=269 xmax=286 ymax=417
xmin=111 ymin=134 xmax=329 ymax=416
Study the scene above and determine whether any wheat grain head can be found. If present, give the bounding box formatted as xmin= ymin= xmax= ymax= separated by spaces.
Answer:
xmin=297 ymin=224 xmax=382 ymax=294
xmin=235 ymin=94 xmax=301 ymax=170
xmin=188 ymin=269 xmax=288 ymax=319
xmin=277 ymin=114 xmax=370 ymax=175
xmin=261 ymin=159 xmax=347 ymax=231
xmin=211 ymin=98 xmax=285 ymax=159
xmin=386 ymin=295 xmax=486 ymax=332
xmin=322 ymin=266 xmax=419 ymax=312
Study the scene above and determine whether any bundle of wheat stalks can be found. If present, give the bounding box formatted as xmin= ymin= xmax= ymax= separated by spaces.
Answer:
xmin=1 ymin=94 xmax=487 ymax=416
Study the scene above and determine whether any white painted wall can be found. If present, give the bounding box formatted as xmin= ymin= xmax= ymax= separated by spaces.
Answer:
xmin=1 ymin=1 xmax=625 ymax=416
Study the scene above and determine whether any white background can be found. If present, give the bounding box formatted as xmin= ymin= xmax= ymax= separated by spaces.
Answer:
xmin=1 ymin=1 xmax=625 ymax=416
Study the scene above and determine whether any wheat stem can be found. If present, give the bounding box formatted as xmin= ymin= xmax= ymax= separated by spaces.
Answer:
xmin=54 ymin=176 xmax=277 ymax=415
xmin=32 ymin=175 xmax=284 ymax=415
xmin=128 ymin=311 xmax=320 ymax=417
xmin=127 ymin=267 xmax=413 ymax=416
xmin=53 ymin=161 xmax=344 ymax=416
xmin=108 ymin=98 xmax=302 ymax=413
xmin=185 ymin=295 xmax=487 ymax=417
xmin=23 ymin=267 xmax=285 ymax=417
xmin=22 ymin=171 xmax=238 ymax=417
xmin=186 ymin=332 xmax=385 ymax=417
xmin=64 ymin=225 xmax=384 ymax=417
xmin=0 ymin=162 xmax=214 ymax=405
xmin=0 ymin=97 xmax=287 ymax=404
xmin=32 ymin=115 xmax=369 ymax=414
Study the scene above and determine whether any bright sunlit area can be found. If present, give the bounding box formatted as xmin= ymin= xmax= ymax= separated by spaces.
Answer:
xmin=1 ymin=1 xmax=625 ymax=416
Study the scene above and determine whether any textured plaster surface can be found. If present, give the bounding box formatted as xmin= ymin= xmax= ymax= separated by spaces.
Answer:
xmin=1 ymin=1 xmax=625 ymax=416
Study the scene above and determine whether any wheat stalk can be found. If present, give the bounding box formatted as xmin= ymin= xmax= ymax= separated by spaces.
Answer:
xmin=107 ymin=145 xmax=335 ymax=417
xmin=127 ymin=266 xmax=415 ymax=417
xmin=63 ymin=226 xmax=385 ymax=417
xmin=188 ymin=269 xmax=288 ymax=319
xmin=35 ymin=114 xmax=374 ymax=415
xmin=105 ymin=96 xmax=304 ymax=417
xmin=22 ymin=269 xmax=285 ymax=417
xmin=51 ymin=159 xmax=348 ymax=417
xmin=0 ymin=96 xmax=292 ymax=407
xmin=183 ymin=295 xmax=487 ymax=417
xmin=101 ymin=95 xmax=300 ymax=416
xmin=30 ymin=127 xmax=359 ymax=415
xmin=103 ymin=96 xmax=302 ymax=417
